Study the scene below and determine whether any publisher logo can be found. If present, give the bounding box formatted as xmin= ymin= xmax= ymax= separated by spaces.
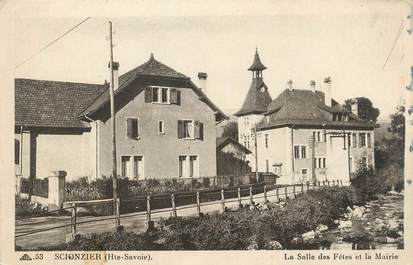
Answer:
xmin=19 ymin=254 xmax=32 ymax=261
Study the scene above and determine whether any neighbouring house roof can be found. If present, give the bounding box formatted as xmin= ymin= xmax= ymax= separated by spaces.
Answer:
xmin=15 ymin=78 xmax=106 ymax=129
xmin=234 ymin=78 xmax=272 ymax=116
xmin=257 ymin=89 xmax=376 ymax=130
xmin=80 ymin=54 xmax=228 ymax=122
xmin=216 ymin=137 xmax=251 ymax=154
xmin=248 ymin=49 xmax=267 ymax=71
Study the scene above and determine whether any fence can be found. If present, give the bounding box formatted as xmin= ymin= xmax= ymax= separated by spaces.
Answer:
xmin=15 ymin=179 xmax=343 ymax=243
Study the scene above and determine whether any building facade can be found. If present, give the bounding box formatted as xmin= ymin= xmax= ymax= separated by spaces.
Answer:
xmin=236 ymin=51 xmax=376 ymax=185
xmin=15 ymin=54 xmax=227 ymax=181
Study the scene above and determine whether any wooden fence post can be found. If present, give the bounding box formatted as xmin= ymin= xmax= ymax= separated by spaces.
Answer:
xmin=284 ymin=186 xmax=288 ymax=199
xmin=293 ymin=185 xmax=296 ymax=197
xmin=318 ymin=181 xmax=321 ymax=187
xmin=341 ymin=180 xmax=343 ymax=186
xmin=327 ymin=180 xmax=330 ymax=186
xmin=276 ymin=187 xmax=280 ymax=202
xmin=332 ymin=180 xmax=336 ymax=186
xmin=171 ymin=193 xmax=177 ymax=217
xmin=263 ymin=185 xmax=267 ymax=202
xmin=71 ymin=203 xmax=77 ymax=235
xmin=237 ymin=187 xmax=241 ymax=206
xmin=300 ymin=183 xmax=304 ymax=194
xmin=306 ymin=181 xmax=310 ymax=192
xmin=146 ymin=195 xmax=151 ymax=222
xmin=115 ymin=198 xmax=121 ymax=228
xmin=196 ymin=191 xmax=201 ymax=216
xmin=220 ymin=189 xmax=225 ymax=212
xmin=249 ymin=186 xmax=253 ymax=204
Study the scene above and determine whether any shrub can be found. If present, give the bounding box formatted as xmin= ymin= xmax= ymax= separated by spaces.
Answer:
xmin=351 ymin=165 xmax=391 ymax=203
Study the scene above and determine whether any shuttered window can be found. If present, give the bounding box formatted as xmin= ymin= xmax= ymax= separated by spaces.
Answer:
xmin=170 ymin=88 xmax=181 ymax=105
xmin=177 ymin=120 xmax=203 ymax=140
xmin=126 ymin=118 xmax=139 ymax=138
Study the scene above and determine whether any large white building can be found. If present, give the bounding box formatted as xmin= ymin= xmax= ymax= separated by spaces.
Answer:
xmin=235 ymin=50 xmax=376 ymax=185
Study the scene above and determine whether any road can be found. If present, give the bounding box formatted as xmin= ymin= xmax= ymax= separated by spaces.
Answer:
xmin=16 ymin=184 xmax=317 ymax=249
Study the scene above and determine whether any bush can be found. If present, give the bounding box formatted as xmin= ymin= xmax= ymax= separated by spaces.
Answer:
xmin=351 ymin=165 xmax=391 ymax=203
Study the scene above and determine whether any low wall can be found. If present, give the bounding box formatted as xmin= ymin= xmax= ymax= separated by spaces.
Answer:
xmin=19 ymin=193 xmax=49 ymax=205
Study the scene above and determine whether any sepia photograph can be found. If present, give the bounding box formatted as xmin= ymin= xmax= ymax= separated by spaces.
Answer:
xmin=1 ymin=0 xmax=412 ymax=261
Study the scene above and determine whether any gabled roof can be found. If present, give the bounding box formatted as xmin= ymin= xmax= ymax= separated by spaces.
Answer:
xmin=119 ymin=53 xmax=188 ymax=84
xmin=258 ymin=89 xmax=376 ymax=130
xmin=15 ymin=78 xmax=106 ymax=129
xmin=248 ymin=49 xmax=267 ymax=71
xmin=216 ymin=137 xmax=251 ymax=154
xmin=234 ymin=78 xmax=272 ymax=116
xmin=80 ymin=54 xmax=228 ymax=122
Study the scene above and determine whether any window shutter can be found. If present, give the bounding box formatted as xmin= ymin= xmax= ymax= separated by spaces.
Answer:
xmin=170 ymin=88 xmax=177 ymax=104
xmin=199 ymin=122 xmax=204 ymax=140
xmin=176 ymin=90 xmax=181 ymax=105
xmin=126 ymin=118 xmax=133 ymax=138
xmin=194 ymin=121 xmax=200 ymax=139
xmin=177 ymin=120 xmax=183 ymax=139
xmin=132 ymin=119 xmax=139 ymax=138
xmin=145 ymin=87 xmax=153 ymax=103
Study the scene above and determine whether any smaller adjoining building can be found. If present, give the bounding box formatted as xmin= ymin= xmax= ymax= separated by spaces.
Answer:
xmin=216 ymin=137 xmax=251 ymax=176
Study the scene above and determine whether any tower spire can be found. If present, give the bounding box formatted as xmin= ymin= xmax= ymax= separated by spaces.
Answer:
xmin=248 ymin=48 xmax=267 ymax=78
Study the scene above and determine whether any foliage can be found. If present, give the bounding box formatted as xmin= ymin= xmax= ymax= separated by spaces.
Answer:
xmin=15 ymin=196 xmax=48 ymax=217
xmin=350 ymin=165 xmax=391 ymax=203
xmin=41 ymin=187 xmax=359 ymax=250
xmin=344 ymin=97 xmax=380 ymax=122
xmin=221 ymin=121 xmax=239 ymax=140
xmin=374 ymin=105 xmax=404 ymax=191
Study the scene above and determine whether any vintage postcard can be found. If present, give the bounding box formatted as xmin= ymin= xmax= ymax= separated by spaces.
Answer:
xmin=0 ymin=0 xmax=412 ymax=264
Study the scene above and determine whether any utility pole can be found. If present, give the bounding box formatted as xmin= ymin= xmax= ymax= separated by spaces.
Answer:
xmin=108 ymin=21 xmax=119 ymax=228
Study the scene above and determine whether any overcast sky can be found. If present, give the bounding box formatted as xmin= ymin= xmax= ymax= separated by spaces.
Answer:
xmin=11 ymin=1 xmax=413 ymax=122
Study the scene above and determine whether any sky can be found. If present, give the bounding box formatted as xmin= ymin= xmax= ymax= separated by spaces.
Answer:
xmin=9 ymin=0 xmax=413 ymax=122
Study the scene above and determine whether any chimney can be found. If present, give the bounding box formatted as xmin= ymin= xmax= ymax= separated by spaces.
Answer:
xmin=198 ymin=72 xmax=208 ymax=91
xmin=310 ymin=80 xmax=316 ymax=93
xmin=287 ymin=79 xmax=293 ymax=91
xmin=323 ymin=76 xmax=332 ymax=107
xmin=351 ymin=98 xmax=359 ymax=116
xmin=108 ymin=61 xmax=120 ymax=91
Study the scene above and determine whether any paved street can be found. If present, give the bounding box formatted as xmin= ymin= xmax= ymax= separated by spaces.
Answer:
xmin=16 ymin=185 xmax=316 ymax=249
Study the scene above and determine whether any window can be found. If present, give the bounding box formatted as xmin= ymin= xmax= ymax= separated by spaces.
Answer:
xmin=314 ymin=157 xmax=326 ymax=169
xmin=317 ymin=131 xmax=321 ymax=142
xmin=152 ymin=87 xmax=160 ymax=102
xmin=367 ymin=133 xmax=371 ymax=147
xmin=245 ymin=117 xmax=249 ymax=127
xmin=179 ymin=155 xmax=199 ymax=178
xmin=359 ymin=133 xmax=366 ymax=147
xmin=323 ymin=130 xmax=327 ymax=142
xmin=294 ymin=145 xmax=307 ymax=159
xmin=126 ymin=118 xmax=139 ymax=139
xmin=189 ymin=155 xmax=198 ymax=177
xmin=301 ymin=146 xmax=307 ymax=159
xmin=323 ymin=158 xmax=326 ymax=168
xmin=158 ymin=120 xmax=165 ymax=134
xmin=145 ymin=86 xmax=180 ymax=105
xmin=122 ymin=155 xmax=144 ymax=179
xmin=161 ymin=88 xmax=168 ymax=103
xmin=133 ymin=156 xmax=144 ymax=179
xmin=352 ymin=133 xmax=357 ymax=147
xmin=265 ymin=134 xmax=269 ymax=148
xmin=178 ymin=155 xmax=187 ymax=177
xmin=121 ymin=156 xmax=131 ymax=177
xmin=178 ymin=120 xmax=203 ymax=140
xmin=294 ymin=145 xmax=300 ymax=159
xmin=301 ymin=168 xmax=308 ymax=178
xmin=265 ymin=160 xmax=269 ymax=173
xmin=348 ymin=134 xmax=351 ymax=147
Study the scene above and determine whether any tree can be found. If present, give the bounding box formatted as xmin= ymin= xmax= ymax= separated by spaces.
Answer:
xmin=344 ymin=97 xmax=380 ymax=122
xmin=222 ymin=121 xmax=238 ymax=140
xmin=374 ymin=105 xmax=404 ymax=191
